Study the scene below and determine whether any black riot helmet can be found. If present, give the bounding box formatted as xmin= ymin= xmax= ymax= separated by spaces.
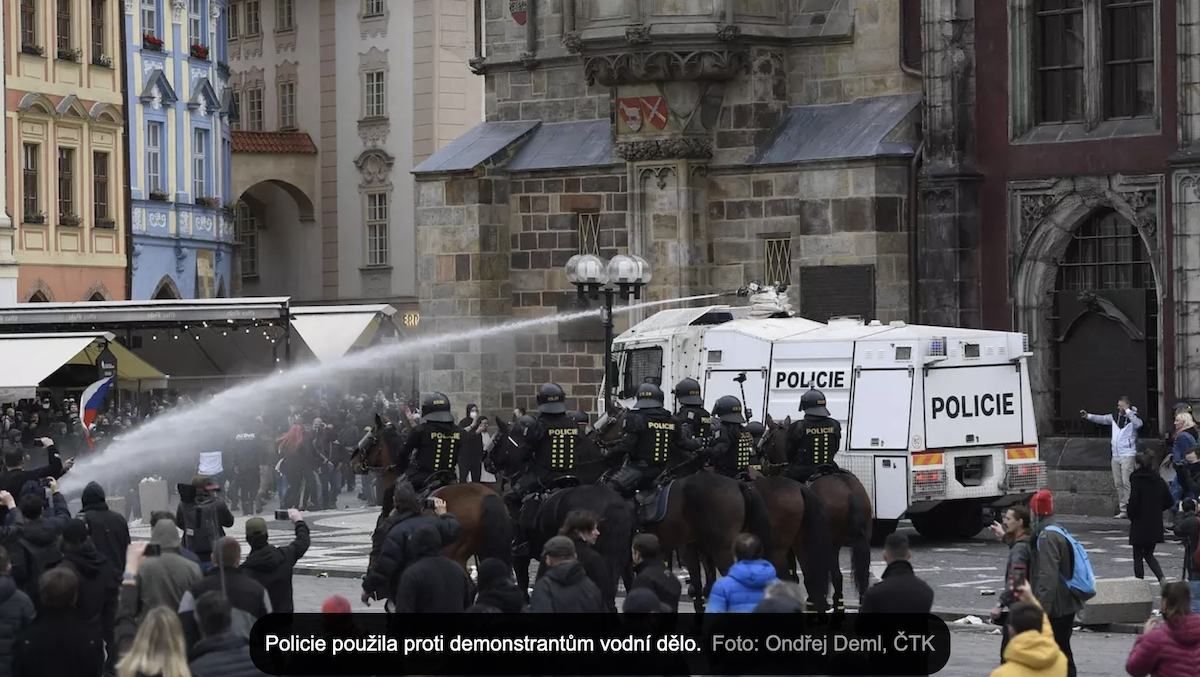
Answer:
xmin=800 ymin=389 xmax=831 ymax=418
xmin=420 ymin=392 xmax=455 ymax=423
xmin=536 ymin=383 xmax=568 ymax=414
xmin=633 ymin=383 xmax=665 ymax=410
xmin=572 ymin=411 xmax=589 ymax=424
xmin=746 ymin=421 xmax=765 ymax=440
xmin=673 ymin=378 xmax=704 ymax=407
xmin=713 ymin=395 xmax=746 ymax=424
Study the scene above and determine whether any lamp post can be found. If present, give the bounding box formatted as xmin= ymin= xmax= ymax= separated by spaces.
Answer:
xmin=565 ymin=253 xmax=652 ymax=413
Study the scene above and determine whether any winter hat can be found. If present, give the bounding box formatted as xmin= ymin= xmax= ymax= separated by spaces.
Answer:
xmin=622 ymin=588 xmax=668 ymax=613
xmin=150 ymin=518 xmax=182 ymax=549
xmin=321 ymin=595 xmax=352 ymax=614
xmin=245 ymin=517 xmax=269 ymax=540
xmin=477 ymin=558 xmax=512 ymax=590
xmin=541 ymin=536 xmax=576 ymax=560
xmin=62 ymin=519 xmax=90 ymax=546
xmin=1030 ymin=489 xmax=1054 ymax=517
xmin=81 ymin=481 xmax=106 ymax=507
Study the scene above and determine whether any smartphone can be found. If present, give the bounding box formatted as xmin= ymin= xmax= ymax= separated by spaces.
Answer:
xmin=274 ymin=509 xmax=289 ymax=520
xmin=144 ymin=543 xmax=161 ymax=557
xmin=423 ymin=498 xmax=437 ymax=510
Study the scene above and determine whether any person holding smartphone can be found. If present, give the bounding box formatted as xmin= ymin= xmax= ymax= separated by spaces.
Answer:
xmin=989 ymin=504 xmax=1033 ymax=659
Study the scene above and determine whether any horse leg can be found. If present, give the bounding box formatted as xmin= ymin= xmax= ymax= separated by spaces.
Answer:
xmin=513 ymin=552 xmax=532 ymax=601
xmin=683 ymin=545 xmax=704 ymax=611
xmin=830 ymin=546 xmax=845 ymax=614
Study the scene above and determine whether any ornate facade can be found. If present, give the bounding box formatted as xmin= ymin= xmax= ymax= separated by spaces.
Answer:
xmin=4 ymin=0 xmax=126 ymax=301
xmin=414 ymin=0 xmax=922 ymax=414
xmin=125 ymin=0 xmax=235 ymax=299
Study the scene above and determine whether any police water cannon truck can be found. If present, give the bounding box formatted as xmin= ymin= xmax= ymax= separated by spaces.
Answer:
xmin=605 ymin=288 xmax=1046 ymax=541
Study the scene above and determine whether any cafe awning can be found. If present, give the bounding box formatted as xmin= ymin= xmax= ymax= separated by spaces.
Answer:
xmin=69 ymin=340 xmax=168 ymax=390
xmin=0 ymin=332 xmax=116 ymax=401
xmin=289 ymin=305 xmax=396 ymax=363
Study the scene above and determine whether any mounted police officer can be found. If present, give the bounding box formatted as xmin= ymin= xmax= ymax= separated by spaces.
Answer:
xmin=707 ymin=396 xmax=757 ymax=479
xmin=784 ymin=388 xmax=842 ymax=483
xmin=515 ymin=384 xmax=581 ymax=497
xmin=673 ymin=378 xmax=711 ymax=452
xmin=605 ymin=382 xmax=685 ymax=498
xmin=397 ymin=392 xmax=463 ymax=493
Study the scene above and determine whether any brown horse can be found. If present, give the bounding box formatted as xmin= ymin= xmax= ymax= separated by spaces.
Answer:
xmin=752 ymin=474 xmax=833 ymax=610
xmin=592 ymin=410 xmax=773 ymax=610
xmin=350 ymin=414 xmax=512 ymax=569
xmin=762 ymin=416 xmax=873 ymax=609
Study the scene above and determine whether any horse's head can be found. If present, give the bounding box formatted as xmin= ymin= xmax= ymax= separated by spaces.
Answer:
xmin=761 ymin=414 xmax=792 ymax=465
xmin=350 ymin=412 xmax=402 ymax=473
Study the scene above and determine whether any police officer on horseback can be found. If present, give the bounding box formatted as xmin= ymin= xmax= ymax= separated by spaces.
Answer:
xmin=707 ymin=396 xmax=758 ymax=479
xmin=397 ymin=392 xmax=463 ymax=493
xmin=673 ymin=378 xmax=710 ymax=453
xmin=605 ymin=382 xmax=686 ymax=498
xmin=514 ymin=383 xmax=581 ymax=497
xmin=784 ymin=388 xmax=842 ymax=483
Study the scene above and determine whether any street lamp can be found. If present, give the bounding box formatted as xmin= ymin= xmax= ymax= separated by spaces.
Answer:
xmin=566 ymin=253 xmax=652 ymax=412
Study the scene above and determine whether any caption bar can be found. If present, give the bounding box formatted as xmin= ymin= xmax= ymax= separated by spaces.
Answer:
xmin=250 ymin=613 xmax=951 ymax=675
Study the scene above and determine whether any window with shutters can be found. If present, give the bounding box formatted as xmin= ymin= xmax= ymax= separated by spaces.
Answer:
xmin=799 ymin=265 xmax=876 ymax=323
xmin=577 ymin=212 xmax=600 ymax=256
xmin=764 ymin=238 xmax=792 ymax=287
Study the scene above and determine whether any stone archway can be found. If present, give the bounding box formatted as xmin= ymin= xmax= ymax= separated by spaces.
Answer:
xmin=1009 ymin=175 xmax=1165 ymax=433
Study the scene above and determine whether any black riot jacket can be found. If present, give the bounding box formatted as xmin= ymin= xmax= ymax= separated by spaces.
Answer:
xmin=708 ymin=421 xmax=756 ymax=477
xmin=401 ymin=421 xmax=463 ymax=474
xmin=526 ymin=412 xmax=581 ymax=473
xmin=610 ymin=408 xmax=683 ymax=467
xmin=786 ymin=414 xmax=842 ymax=467
xmin=676 ymin=405 xmax=712 ymax=442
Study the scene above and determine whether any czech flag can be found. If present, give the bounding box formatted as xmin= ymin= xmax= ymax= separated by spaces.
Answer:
xmin=79 ymin=376 xmax=114 ymax=450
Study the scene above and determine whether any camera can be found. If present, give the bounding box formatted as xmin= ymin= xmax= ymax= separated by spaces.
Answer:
xmin=144 ymin=543 xmax=161 ymax=557
xmin=274 ymin=509 xmax=289 ymax=520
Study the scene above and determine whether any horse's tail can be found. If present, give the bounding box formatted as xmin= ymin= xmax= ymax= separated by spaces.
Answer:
xmin=845 ymin=480 xmax=872 ymax=599
xmin=739 ymin=482 xmax=772 ymax=556
xmin=798 ymin=483 xmax=832 ymax=609
xmin=597 ymin=492 xmax=635 ymax=606
xmin=478 ymin=493 xmax=513 ymax=567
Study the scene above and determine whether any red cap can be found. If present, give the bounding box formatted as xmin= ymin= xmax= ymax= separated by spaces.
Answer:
xmin=320 ymin=595 xmax=352 ymax=614
xmin=1030 ymin=489 xmax=1054 ymax=517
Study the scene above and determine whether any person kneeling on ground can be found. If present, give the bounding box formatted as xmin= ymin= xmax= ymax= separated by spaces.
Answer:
xmin=990 ymin=581 xmax=1067 ymax=677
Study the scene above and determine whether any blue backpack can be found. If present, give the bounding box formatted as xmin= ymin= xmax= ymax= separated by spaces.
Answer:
xmin=1041 ymin=524 xmax=1096 ymax=601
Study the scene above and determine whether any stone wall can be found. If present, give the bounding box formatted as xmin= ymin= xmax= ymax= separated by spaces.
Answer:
xmin=486 ymin=67 xmax=609 ymax=122
xmin=706 ymin=162 xmax=911 ymax=321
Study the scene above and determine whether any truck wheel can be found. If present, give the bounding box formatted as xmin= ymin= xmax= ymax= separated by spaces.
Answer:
xmin=870 ymin=519 xmax=898 ymax=547
xmin=910 ymin=503 xmax=985 ymax=541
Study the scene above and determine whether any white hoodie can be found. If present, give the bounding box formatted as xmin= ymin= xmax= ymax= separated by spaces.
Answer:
xmin=1085 ymin=408 xmax=1141 ymax=458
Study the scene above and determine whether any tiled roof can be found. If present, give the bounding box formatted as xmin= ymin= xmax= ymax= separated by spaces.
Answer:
xmin=747 ymin=94 xmax=921 ymax=166
xmin=231 ymin=131 xmax=318 ymax=154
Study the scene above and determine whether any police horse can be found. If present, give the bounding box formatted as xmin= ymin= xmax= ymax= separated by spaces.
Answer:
xmin=761 ymin=416 xmax=873 ymax=611
xmin=490 ymin=417 xmax=633 ymax=610
xmin=350 ymin=414 xmax=513 ymax=569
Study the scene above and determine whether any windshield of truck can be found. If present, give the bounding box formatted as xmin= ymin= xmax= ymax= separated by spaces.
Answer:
xmin=620 ymin=347 xmax=663 ymax=398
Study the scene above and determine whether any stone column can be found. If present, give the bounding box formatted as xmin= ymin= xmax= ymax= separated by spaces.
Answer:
xmin=916 ymin=0 xmax=980 ymax=327
xmin=414 ymin=174 xmax=515 ymax=414
xmin=1174 ymin=0 xmax=1200 ymax=399
xmin=0 ymin=19 xmax=16 ymax=305
xmin=1178 ymin=0 xmax=1200 ymax=151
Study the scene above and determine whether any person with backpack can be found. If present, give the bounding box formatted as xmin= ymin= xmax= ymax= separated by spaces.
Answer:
xmin=1128 ymin=451 xmax=1174 ymax=584
xmin=175 ymin=476 xmax=233 ymax=573
xmin=11 ymin=479 xmax=70 ymax=608
xmin=1029 ymin=489 xmax=1091 ymax=677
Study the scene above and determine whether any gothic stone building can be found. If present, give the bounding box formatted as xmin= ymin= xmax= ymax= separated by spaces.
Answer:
xmin=413 ymin=0 xmax=925 ymax=414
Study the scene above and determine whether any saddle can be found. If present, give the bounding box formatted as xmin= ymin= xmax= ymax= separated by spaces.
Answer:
xmin=517 ymin=475 xmax=583 ymax=531
xmin=415 ymin=469 xmax=458 ymax=504
xmin=805 ymin=464 xmax=849 ymax=485
xmin=634 ymin=481 xmax=674 ymax=525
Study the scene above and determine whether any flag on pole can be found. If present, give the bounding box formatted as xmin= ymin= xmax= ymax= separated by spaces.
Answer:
xmin=79 ymin=376 xmax=114 ymax=449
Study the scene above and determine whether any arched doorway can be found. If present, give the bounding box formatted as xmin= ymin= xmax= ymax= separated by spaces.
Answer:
xmin=1051 ymin=210 xmax=1158 ymax=436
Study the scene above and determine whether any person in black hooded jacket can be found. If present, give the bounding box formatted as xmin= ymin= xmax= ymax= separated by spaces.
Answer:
xmin=394 ymin=524 xmax=473 ymax=613
xmin=239 ymin=509 xmax=310 ymax=613
xmin=13 ymin=567 xmax=104 ymax=677
xmin=11 ymin=482 xmax=70 ymax=608
xmin=77 ymin=481 xmax=130 ymax=574
xmin=472 ymin=558 xmax=525 ymax=613
xmin=529 ymin=537 xmax=605 ymax=613
xmin=57 ymin=519 xmax=119 ymax=675
xmin=629 ymin=534 xmax=681 ymax=613
xmin=0 ymin=546 xmax=34 ymax=677
xmin=362 ymin=485 xmax=461 ymax=607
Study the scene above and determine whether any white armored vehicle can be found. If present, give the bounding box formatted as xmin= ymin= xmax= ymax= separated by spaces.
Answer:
xmin=606 ymin=291 xmax=1046 ymax=541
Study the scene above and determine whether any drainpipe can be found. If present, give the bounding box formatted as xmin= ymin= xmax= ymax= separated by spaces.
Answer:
xmin=120 ymin=5 xmax=134 ymax=299
xmin=908 ymin=140 xmax=925 ymax=323
xmin=473 ymin=0 xmax=483 ymax=61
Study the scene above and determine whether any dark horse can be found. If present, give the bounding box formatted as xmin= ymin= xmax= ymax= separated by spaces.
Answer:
xmin=491 ymin=417 xmax=633 ymax=610
xmin=762 ymin=416 xmax=873 ymax=609
xmin=350 ymin=414 xmax=512 ymax=569
xmin=592 ymin=410 xmax=774 ymax=611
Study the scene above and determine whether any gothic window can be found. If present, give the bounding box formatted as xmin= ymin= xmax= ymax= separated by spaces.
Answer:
xmin=1102 ymin=0 xmax=1155 ymax=118
xmin=236 ymin=202 xmax=259 ymax=277
xmin=765 ymin=238 xmax=792 ymax=287
xmin=23 ymin=144 xmax=40 ymax=219
xmin=58 ymin=148 xmax=75 ymax=220
xmin=28 ymin=291 xmax=49 ymax=303
xmin=365 ymin=192 xmax=389 ymax=266
xmin=577 ymin=213 xmax=600 ymax=256
xmin=88 ymin=292 xmax=105 ymax=301
xmin=1050 ymin=210 xmax=1158 ymax=436
xmin=1035 ymin=0 xmax=1085 ymax=123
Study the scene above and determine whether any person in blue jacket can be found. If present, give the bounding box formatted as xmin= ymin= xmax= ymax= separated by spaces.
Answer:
xmin=707 ymin=533 xmax=778 ymax=613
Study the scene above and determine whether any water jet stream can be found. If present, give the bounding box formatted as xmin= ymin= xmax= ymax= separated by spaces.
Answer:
xmin=61 ymin=292 xmax=721 ymax=492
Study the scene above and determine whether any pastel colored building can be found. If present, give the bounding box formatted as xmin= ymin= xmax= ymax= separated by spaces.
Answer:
xmin=4 ymin=0 xmax=126 ymax=302
xmin=126 ymin=0 xmax=234 ymax=299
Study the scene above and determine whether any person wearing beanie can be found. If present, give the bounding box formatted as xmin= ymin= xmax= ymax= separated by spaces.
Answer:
xmin=78 ymin=480 xmax=130 ymax=574
xmin=472 ymin=558 xmax=525 ymax=613
xmin=137 ymin=517 xmax=202 ymax=614
xmin=1028 ymin=489 xmax=1082 ymax=677
xmin=58 ymin=518 xmax=120 ymax=673
xmin=239 ymin=509 xmax=310 ymax=613
xmin=529 ymin=536 xmax=606 ymax=613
